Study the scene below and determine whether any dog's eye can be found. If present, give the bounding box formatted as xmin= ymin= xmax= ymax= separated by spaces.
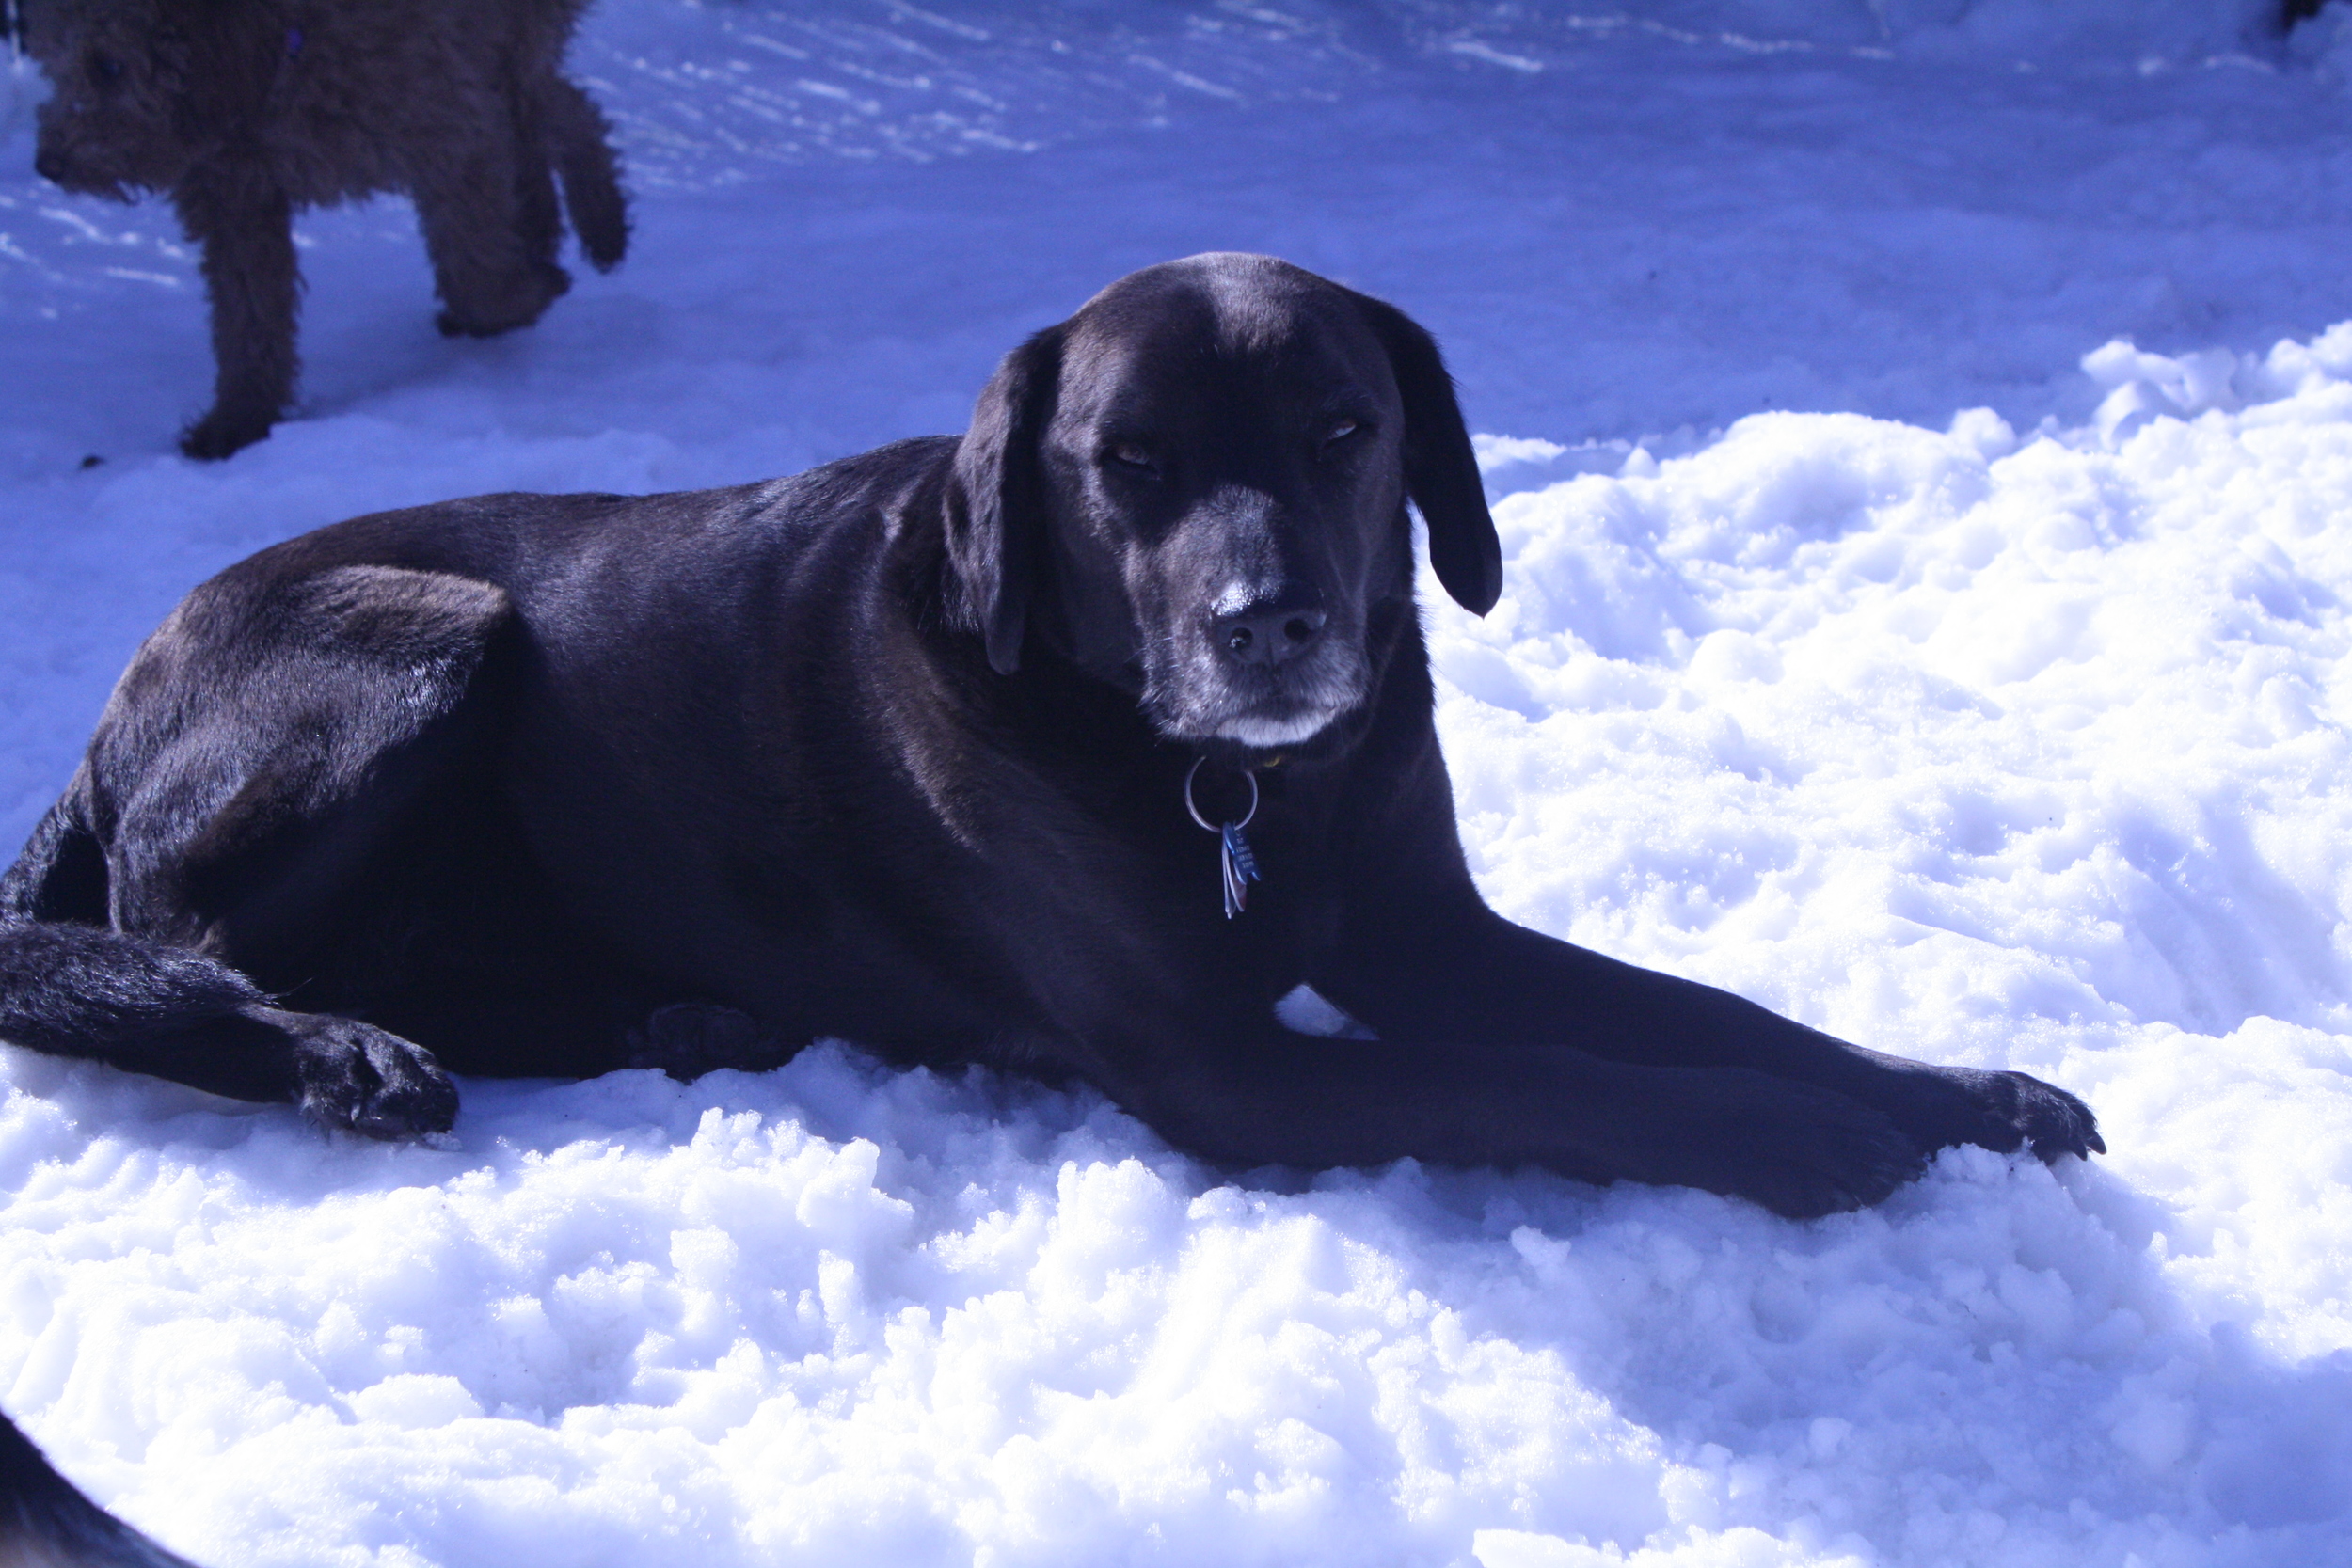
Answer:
xmin=1109 ymin=443 xmax=1155 ymax=472
xmin=1321 ymin=419 xmax=1364 ymax=449
xmin=87 ymin=51 xmax=123 ymax=84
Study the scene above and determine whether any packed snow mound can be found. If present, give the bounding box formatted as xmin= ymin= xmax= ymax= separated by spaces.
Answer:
xmin=8 ymin=327 xmax=2352 ymax=1567
xmin=1438 ymin=323 xmax=2352 ymax=1051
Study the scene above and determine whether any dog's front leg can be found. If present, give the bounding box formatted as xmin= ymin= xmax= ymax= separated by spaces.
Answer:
xmin=1318 ymin=888 xmax=2101 ymax=1191
xmin=1110 ymin=1022 xmax=1927 ymax=1219
xmin=1295 ymin=751 xmax=2097 ymax=1208
xmin=414 ymin=140 xmax=570 ymax=339
xmin=172 ymin=169 xmax=298 ymax=460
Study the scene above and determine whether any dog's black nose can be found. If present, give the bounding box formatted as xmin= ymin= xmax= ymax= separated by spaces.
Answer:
xmin=1213 ymin=596 xmax=1327 ymax=667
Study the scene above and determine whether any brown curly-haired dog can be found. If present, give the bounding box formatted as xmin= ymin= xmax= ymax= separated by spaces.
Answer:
xmin=26 ymin=0 xmax=629 ymax=459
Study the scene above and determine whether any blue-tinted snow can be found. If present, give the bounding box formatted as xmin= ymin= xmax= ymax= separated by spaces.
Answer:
xmin=5 ymin=3 xmax=2352 ymax=1563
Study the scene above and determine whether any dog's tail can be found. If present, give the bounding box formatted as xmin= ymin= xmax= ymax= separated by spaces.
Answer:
xmin=0 ymin=1412 xmax=203 ymax=1568
xmin=540 ymin=75 xmax=629 ymax=273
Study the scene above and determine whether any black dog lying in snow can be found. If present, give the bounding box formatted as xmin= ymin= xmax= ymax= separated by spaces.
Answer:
xmin=24 ymin=0 xmax=628 ymax=460
xmin=0 ymin=255 xmax=2100 ymax=1217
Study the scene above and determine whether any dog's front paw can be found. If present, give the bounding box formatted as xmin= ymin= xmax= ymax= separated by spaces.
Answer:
xmin=180 ymin=404 xmax=275 ymax=460
xmin=437 ymin=264 xmax=570 ymax=338
xmin=285 ymin=1014 xmax=458 ymax=1138
xmin=626 ymin=1003 xmax=787 ymax=1080
xmin=1734 ymin=1108 xmax=1927 ymax=1220
xmin=1884 ymin=1063 xmax=2103 ymax=1164
xmin=1964 ymin=1068 xmax=2105 ymax=1162
xmin=1661 ymin=1072 xmax=1929 ymax=1219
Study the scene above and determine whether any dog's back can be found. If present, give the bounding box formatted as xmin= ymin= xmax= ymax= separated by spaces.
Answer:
xmin=0 ymin=1416 xmax=198 ymax=1568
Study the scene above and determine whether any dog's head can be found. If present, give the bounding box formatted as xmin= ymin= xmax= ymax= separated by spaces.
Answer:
xmin=945 ymin=254 xmax=1500 ymax=755
xmin=25 ymin=0 xmax=214 ymax=201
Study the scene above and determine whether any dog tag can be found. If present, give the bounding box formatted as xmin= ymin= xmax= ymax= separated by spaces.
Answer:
xmin=1220 ymin=821 xmax=1262 ymax=918
xmin=1185 ymin=757 xmax=1263 ymax=920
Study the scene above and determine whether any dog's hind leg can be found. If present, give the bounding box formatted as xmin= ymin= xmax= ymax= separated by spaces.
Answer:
xmin=538 ymin=74 xmax=628 ymax=273
xmin=0 ymin=790 xmax=458 ymax=1134
xmin=0 ymin=919 xmax=455 ymax=1135
xmin=501 ymin=56 xmax=567 ymax=281
xmin=0 ymin=564 xmax=521 ymax=1136
xmin=0 ymin=785 xmax=325 ymax=1111
xmin=510 ymin=147 xmax=565 ymax=285
xmin=415 ymin=136 xmax=569 ymax=339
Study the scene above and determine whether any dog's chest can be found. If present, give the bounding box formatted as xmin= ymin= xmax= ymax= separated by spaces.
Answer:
xmin=957 ymin=757 xmax=1344 ymax=1030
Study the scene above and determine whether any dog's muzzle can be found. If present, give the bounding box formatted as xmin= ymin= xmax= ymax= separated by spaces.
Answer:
xmin=1202 ymin=593 xmax=1351 ymax=743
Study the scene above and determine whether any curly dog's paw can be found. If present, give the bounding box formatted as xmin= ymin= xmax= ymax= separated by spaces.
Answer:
xmin=181 ymin=404 xmax=276 ymax=460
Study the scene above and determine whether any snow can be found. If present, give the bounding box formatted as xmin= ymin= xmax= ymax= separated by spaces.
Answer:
xmin=7 ymin=1 xmax=2352 ymax=1563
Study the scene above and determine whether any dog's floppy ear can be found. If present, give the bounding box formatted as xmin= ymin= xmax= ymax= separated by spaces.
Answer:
xmin=1354 ymin=293 xmax=1502 ymax=616
xmin=946 ymin=325 xmax=1064 ymax=674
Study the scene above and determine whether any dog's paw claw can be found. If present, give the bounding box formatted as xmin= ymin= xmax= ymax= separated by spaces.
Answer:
xmin=292 ymin=1017 xmax=457 ymax=1139
xmin=2005 ymin=1070 xmax=2104 ymax=1162
xmin=1894 ymin=1065 xmax=2104 ymax=1166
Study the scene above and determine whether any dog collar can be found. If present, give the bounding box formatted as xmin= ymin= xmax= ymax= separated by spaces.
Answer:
xmin=1184 ymin=757 xmax=1261 ymax=919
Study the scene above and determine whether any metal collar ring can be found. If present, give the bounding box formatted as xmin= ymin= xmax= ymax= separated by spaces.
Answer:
xmin=1184 ymin=756 xmax=1258 ymax=832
